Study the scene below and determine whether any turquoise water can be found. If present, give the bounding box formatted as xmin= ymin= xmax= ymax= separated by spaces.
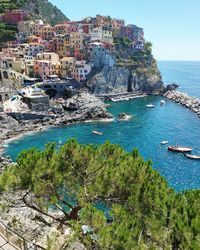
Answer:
xmin=158 ymin=61 xmax=200 ymax=98
xmin=4 ymin=62 xmax=200 ymax=192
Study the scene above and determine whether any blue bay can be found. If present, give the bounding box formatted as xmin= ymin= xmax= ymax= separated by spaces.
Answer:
xmin=5 ymin=61 xmax=200 ymax=192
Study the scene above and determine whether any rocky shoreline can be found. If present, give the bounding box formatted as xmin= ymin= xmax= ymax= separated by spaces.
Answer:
xmin=0 ymin=92 xmax=113 ymax=169
xmin=164 ymin=90 xmax=200 ymax=117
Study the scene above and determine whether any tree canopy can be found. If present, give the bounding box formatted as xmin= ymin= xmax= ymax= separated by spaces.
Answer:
xmin=0 ymin=139 xmax=200 ymax=249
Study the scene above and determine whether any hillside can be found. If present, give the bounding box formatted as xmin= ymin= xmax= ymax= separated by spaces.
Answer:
xmin=0 ymin=0 xmax=69 ymax=25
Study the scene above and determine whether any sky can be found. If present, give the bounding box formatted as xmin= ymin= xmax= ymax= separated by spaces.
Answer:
xmin=49 ymin=0 xmax=200 ymax=61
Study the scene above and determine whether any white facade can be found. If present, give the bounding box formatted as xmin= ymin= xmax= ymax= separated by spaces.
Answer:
xmin=90 ymin=27 xmax=103 ymax=41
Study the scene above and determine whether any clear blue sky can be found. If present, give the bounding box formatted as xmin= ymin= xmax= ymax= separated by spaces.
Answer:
xmin=49 ymin=0 xmax=200 ymax=61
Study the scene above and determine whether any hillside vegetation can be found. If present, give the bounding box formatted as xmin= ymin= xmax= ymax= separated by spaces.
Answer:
xmin=0 ymin=0 xmax=68 ymax=25
xmin=0 ymin=140 xmax=200 ymax=249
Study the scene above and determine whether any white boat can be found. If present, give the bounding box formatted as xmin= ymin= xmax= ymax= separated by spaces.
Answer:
xmin=92 ymin=130 xmax=103 ymax=136
xmin=161 ymin=140 xmax=168 ymax=145
xmin=146 ymin=103 xmax=155 ymax=108
xmin=185 ymin=154 xmax=200 ymax=160
xmin=160 ymin=100 xmax=166 ymax=106
xmin=168 ymin=146 xmax=193 ymax=153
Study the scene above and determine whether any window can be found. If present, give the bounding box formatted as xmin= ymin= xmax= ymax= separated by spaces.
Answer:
xmin=3 ymin=71 xmax=8 ymax=79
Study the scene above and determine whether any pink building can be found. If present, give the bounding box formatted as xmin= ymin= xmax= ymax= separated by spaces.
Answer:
xmin=112 ymin=18 xmax=125 ymax=28
xmin=67 ymin=22 xmax=79 ymax=32
xmin=1 ymin=10 xmax=27 ymax=24
xmin=34 ymin=52 xmax=59 ymax=79
xmin=34 ymin=60 xmax=55 ymax=79
xmin=96 ymin=15 xmax=110 ymax=25
xmin=27 ymin=36 xmax=43 ymax=44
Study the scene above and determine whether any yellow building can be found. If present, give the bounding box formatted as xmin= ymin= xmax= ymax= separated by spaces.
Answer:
xmin=54 ymin=23 xmax=69 ymax=34
xmin=36 ymin=52 xmax=59 ymax=63
xmin=69 ymin=32 xmax=84 ymax=50
xmin=42 ymin=25 xmax=54 ymax=40
xmin=102 ymin=27 xmax=113 ymax=44
xmin=54 ymin=62 xmax=62 ymax=77
xmin=60 ymin=57 xmax=76 ymax=77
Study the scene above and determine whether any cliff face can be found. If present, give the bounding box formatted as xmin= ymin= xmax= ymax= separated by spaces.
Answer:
xmin=87 ymin=59 xmax=163 ymax=95
xmin=87 ymin=66 xmax=129 ymax=94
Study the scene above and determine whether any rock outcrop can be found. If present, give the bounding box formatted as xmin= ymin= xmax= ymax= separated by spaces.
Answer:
xmin=163 ymin=83 xmax=179 ymax=93
xmin=62 ymin=92 xmax=113 ymax=121
xmin=87 ymin=66 xmax=130 ymax=95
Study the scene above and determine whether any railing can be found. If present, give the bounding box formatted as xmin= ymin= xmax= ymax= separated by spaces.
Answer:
xmin=0 ymin=221 xmax=45 ymax=250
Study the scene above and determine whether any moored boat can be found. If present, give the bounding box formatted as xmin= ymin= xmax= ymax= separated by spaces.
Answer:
xmin=161 ymin=140 xmax=168 ymax=145
xmin=146 ymin=103 xmax=155 ymax=108
xmin=185 ymin=154 xmax=200 ymax=160
xmin=160 ymin=100 xmax=166 ymax=106
xmin=92 ymin=130 xmax=103 ymax=136
xmin=168 ymin=146 xmax=193 ymax=153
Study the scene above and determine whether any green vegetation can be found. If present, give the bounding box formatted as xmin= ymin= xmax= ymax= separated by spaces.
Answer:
xmin=0 ymin=22 xmax=17 ymax=43
xmin=114 ymin=39 xmax=162 ymax=85
xmin=0 ymin=0 xmax=27 ymax=14
xmin=114 ymin=36 xmax=133 ymax=49
xmin=28 ymin=0 xmax=68 ymax=25
xmin=0 ymin=139 xmax=200 ymax=249
xmin=0 ymin=0 xmax=68 ymax=26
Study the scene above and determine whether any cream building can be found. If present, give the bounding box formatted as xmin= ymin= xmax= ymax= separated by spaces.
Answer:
xmin=60 ymin=57 xmax=76 ymax=77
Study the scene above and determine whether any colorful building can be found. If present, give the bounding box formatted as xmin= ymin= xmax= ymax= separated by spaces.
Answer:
xmin=119 ymin=25 xmax=144 ymax=41
xmin=1 ymin=9 xmax=27 ymax=24
xmin=71 ymin=61 xmax=93 ymax=82
xmin=26 ymin=43 xmax=45 ymax=57
xmin=54 ymin=23 xmax=69 ymax=34
xmin=112 ymin=18 xmax=125 ymax=28
xmin=60 ymin=57 xmax=76 ymax=77
xmin=90 ymin=26 xmax=113 ymax=44
xmin=34 ymin=52 xmax=60 ymax=79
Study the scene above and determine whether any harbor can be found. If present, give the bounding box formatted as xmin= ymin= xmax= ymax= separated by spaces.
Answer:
xmin=3 ymin=95 xmax=200 ymax=192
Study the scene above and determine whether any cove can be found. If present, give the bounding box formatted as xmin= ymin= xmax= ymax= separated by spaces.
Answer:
xmin=5 ymin=96 xmax=200 ymax=192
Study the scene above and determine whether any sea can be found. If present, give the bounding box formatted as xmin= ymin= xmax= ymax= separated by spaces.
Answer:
xmin=4 ymin=61 xmax=200 ymax=192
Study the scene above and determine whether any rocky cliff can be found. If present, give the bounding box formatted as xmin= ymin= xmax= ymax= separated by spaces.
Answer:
xmin=87 ymin=60 xmax=163 ymax=95
xmin=87 ymin=42 xmax=164 ymax=95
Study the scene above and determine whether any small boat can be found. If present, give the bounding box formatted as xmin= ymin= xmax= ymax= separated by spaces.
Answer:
xmin=185 ymin=154 xmax=200 ymax=160
xmin=92 ymin=130 xmax=103 ymax=136
xmin=161 ymin=140 xmax=168 ymax=145
xmin=168 ymin=146 xmax=193 ymax=153
xmin=160 ymin=100 xmax=166 ymax=106
xmin=146 ymin=103 xmax=155 ymax=108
